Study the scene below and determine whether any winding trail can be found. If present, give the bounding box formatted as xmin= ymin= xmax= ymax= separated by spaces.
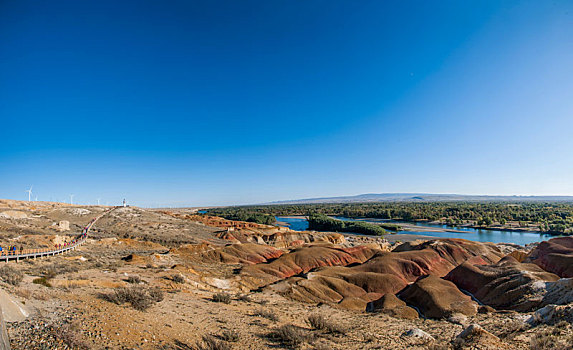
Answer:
xmin=0 ymin=207 xmax=119 ymax=349
xmin=0 ymin=207 xmax=117 ymax=263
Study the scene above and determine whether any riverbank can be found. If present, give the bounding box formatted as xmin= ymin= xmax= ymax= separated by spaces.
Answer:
xmin=341 ymin=217 xmax=548 ymax=235
xmin=344 ymin=231 xmax=437 ymax=243
xmin=275 ymin=215 xmax=555 ymax=246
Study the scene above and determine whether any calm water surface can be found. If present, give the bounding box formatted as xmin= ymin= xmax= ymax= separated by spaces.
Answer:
xmin=276 ymin=216 xmax=554 ymax=246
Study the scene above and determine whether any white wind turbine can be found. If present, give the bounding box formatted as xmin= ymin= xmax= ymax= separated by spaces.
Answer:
xmin=97 ymin=198 xmax=101 ymax=206
xmin=25 ymin=186 xmax=33 ymax=202
xmin=70 ymin=194 xmax=74 ymax=205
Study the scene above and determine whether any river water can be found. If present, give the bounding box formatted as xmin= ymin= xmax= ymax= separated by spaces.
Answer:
xmin=275 ymin=216 xmax=555 ymax=245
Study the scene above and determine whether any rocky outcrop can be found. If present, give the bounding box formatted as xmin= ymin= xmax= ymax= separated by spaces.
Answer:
xmin=243 ymin=245 xmax=379 ymax=284
xmin=392 ymin=238 xmax=504 ymax=266
xmin=526 ymin=237 xmax=573 ymax=278
xmin=541 ymin=278 xmax=573 ymax=306
xmin=401 ymin=328 xmax=434 ymax=342
xmin=400 ymin=275 xmax=478 ymax=319
xmin=218 ymin=229 xmax=347 ymax=248
xmin=528 ymin=303 xmax=573 ymax=325
xmin=445 ymin=256 xmax=560 ymax=311
xmin=258 ymin=238 xmax=504 ymax=310
xmin=200 ymin=243 xmax=284 ymax=265
xmin=453 ymin=324 xmax=513 ymax=350
xmin=367 ymin=294 xmax=419 ymax=319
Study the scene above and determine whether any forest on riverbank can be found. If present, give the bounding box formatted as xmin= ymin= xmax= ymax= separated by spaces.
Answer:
xmin=308 ymin=213 xmax=386 ymax=236
xmin=205 ymin=202 xmax=573 ymax=235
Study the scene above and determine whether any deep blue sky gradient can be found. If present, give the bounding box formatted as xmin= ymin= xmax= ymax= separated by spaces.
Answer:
xmin=1 ymin=1 xmax=572 ymax=206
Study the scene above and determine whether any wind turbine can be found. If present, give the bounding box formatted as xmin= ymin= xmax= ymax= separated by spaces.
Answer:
xmin=97 ymin=198 xmax=101 ymax=206
xmin=70 ymin=194 xmax=74 ymax=205
xmin=25 ymin=186 xmax=33 ymax=202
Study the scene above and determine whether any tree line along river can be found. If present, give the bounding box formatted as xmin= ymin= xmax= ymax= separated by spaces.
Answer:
xmin=275 ymin=216 xmax=555 ymax=246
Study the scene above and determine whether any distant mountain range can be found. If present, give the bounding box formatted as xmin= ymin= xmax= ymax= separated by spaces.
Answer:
xmin=267 ymin=193 xmax=573 ymax=204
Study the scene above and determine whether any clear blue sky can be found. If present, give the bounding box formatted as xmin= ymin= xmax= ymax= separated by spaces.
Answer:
xmin=1 ymin=1 xmax=572 ymax=206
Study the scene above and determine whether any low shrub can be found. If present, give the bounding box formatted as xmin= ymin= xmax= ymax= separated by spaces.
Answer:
xmin=172 ymin=274 xmax=185 ymax=284
xmin=0 ymin=265 xmax=24 ymax=286
xmin=196 ymin=335 xmax=231 ymax=350
xmin=220 ymin=329 xmax=240 ymax=342
xmin=126 ymin=275 xmax=142 ymax=284
xmin=267 ymin=325 xmax=309 ymax=347
xmin=43 ymin=262 xmax=79 ymax=277
xmin=60 ymin=323 xmax=90 ymax=350
xmin=530 ymin=328 xmax=573 ymax=350
xmin=212 ymin=292 xmax=231 ymax=304
xmin=253 ymin=308 xmax=279 ymax=322
xmin=101 ymin=286 xmax=164 ymax=311
xmin=32 ymin=277 xmax=52 ymax=288
xmin=148 ymin=287 xmax=164 ymax=302
xmin=307 ymin=314 xmax=345 ymax=334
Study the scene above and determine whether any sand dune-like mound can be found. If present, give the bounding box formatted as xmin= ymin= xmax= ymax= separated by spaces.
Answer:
xmin=367 ymin=293 xmax=419 ymax=319
xmin=199 ymin=243 xmax=284 ymax=264
xmin=526 ymin=237 xmax=573 ymax=278
xmin=400 ymin=275 xmax=478 ymax=318
xmin=242 ymin=244 xmax=380 ymax=287
xmin=259 ymin=238 xmax=503 ymax=310
xmin=349 ymin=238 xmax=503 ymax=285
xmin=217 ymin=229 xmax=347 ymax=248
xmin=445 ymin=256 xmax=560 ymax=311
xmin=392 ymin=238 xmax=503 ymax=265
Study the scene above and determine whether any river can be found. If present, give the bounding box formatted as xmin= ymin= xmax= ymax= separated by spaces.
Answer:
xmin=275 ymin=216 xmax=555 ymax=245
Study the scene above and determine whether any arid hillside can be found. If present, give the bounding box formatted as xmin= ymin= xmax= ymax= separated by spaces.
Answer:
xmin=0 ymin=200 xmax=572 ymax=349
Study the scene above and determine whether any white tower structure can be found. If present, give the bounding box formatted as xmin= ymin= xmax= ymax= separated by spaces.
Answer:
xmin=26 ymin=186 xmax=33 ymax=202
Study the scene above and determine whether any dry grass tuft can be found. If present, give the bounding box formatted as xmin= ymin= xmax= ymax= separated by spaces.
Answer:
xmin=60 ymin=323 xmax=90 ymax=350
xmin=172 ymin=274 xmax=185 ymax=284
xmin=219 ymin=329 xmax=239 ymax=342
xmin=253 ymin=308 xmax=279 ymax=322
xmin=196 ymin=334 xmax=231 ymax=350
xmin=101 ymin=286 xmax=164 ymax=311
xmin=530 ymin=326 xmax=573 ymax=350
xmin=0 ymin=265 xmax=24 ymax=286
xmin=32 ymin=277 xmax=52 ymax=287
xmin=212 ymin=292 xmax=232 ymax=304
xmin=267 ymin=324 xmax=310 ymax=347
xmin=126 ymin=275 xmax=143 ymax=284
xmin=307 ymin=314 xmax=345 ymax=334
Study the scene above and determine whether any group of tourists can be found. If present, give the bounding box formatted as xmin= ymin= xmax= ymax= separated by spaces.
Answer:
xmin=55 ymin=231 xmax=89 ymax=250
xmin=0 ymin=246 xmax=23 ymax=256
xmin=0 ymin=229 xmax=89 ymax=257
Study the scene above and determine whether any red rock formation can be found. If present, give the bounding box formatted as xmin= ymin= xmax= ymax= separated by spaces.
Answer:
xmin=445 ymin=256 xmax=559 ymax=311
xmin=176 ymin=243 xmax=284 ymax=265
xmin=526 ymin=237 xmax=573 ymax=278
xmin=393 ymin=238 xmax=503 ymax=267
xmin=367 ymin=294 xmax=419 ymax=319
xmin=243 ymin=245 xmax=379 ymax=282
xmin=400 ymin=275 xmax=478 ymax=318
xmin=260 ymin=238 xmax=504 ymax=311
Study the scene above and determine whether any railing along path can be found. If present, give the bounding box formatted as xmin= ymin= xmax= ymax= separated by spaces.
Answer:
xmin=0 ymin=207 xmax=116 ymax=262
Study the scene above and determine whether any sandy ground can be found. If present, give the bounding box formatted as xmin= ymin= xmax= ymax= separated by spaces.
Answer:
xmin=0 ymin=200 xmax=570 ymax=350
